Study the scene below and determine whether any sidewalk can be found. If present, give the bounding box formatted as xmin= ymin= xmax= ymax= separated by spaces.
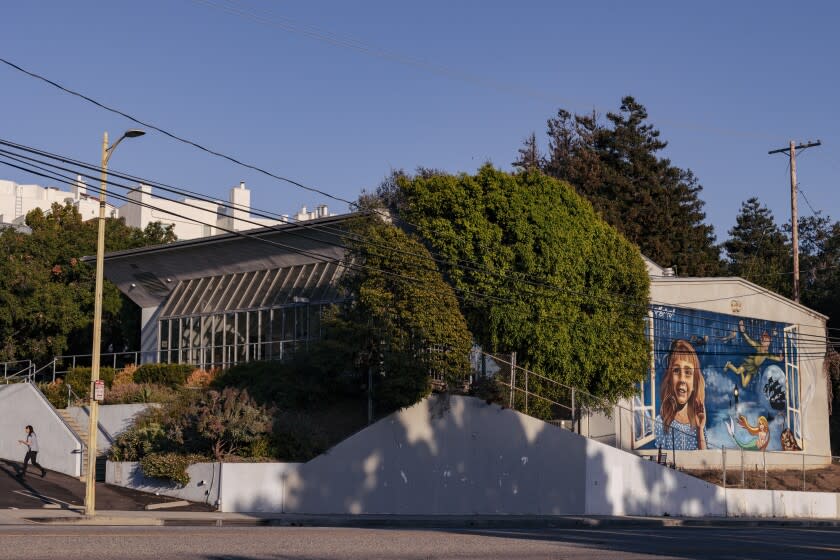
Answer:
xmin=3 ymin=508 xmax=840 ymax=528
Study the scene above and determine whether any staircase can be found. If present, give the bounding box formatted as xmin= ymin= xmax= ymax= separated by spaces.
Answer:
xmin=56 ymin=409 xmax=106 ymax=482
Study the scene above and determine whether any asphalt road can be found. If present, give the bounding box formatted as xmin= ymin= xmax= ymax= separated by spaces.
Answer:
xmin=1 ymin=525 xmax=839 ymax=560
xmin=0 ymin=459 xmax=212 ymax=511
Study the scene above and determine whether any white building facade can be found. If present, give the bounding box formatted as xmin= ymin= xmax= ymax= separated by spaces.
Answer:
xmin=0 ymin=178 xmax=333 ymax=241
xmin=113 ymin=181 xmax=333 ymax=241
xmin=0 ymin=177 xmax=117 ymax=224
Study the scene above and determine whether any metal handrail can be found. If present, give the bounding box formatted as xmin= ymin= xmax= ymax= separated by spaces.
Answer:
xmin=1 ymin=359 xmax=33 ymax=383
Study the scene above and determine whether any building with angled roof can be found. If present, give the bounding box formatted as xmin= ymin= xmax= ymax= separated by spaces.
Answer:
xmin=98 ymin=212 xmax=353 ymax=370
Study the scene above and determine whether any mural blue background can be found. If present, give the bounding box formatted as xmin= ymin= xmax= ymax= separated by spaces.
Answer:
xmin=636 ymin=306 xmax=798 ymax=452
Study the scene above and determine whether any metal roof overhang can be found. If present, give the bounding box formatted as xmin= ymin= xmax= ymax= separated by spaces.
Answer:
xmin=90 ymin=213 xmax=358 ymax=308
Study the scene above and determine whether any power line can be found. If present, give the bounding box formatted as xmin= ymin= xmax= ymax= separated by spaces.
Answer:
xmin=0 ymin=59 xmax=819 ymax=321
xmin=2 ymin=139 xmax=837 ymax=347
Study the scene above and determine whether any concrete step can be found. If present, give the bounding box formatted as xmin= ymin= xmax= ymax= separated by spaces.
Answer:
xmin=55 ymin=409 xmax=92 ymax=481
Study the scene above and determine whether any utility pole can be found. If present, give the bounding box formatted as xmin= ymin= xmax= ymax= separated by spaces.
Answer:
xmin=768 ymin=140 xmax=821 ymax=303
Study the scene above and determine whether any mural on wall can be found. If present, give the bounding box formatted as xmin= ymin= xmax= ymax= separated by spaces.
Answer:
xmin=633 ymin=306 xmax=802 ymax=452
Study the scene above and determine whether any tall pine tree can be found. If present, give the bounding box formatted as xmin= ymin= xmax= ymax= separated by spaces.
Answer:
xmin=724 ymin=198 xmax=790 ymax=296
xmin=539 ymin=97 xmax=721 ymax=276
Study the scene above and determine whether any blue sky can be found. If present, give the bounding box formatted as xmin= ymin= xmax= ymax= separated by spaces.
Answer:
xmin=1 ymin=1 xmax=837 ymax=254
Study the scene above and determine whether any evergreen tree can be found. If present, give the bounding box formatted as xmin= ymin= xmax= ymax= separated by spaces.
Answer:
xmin=540 ymin=97 xmax=722 ymax=276
xmin=796 ymin=214 xmax=840 ymax=326
xmin=724 ymin=198 xmax=790 ymax=296
xmin=512 ymin=132 xmax=541 ymax=172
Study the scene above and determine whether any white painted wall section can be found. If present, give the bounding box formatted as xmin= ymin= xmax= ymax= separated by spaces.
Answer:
xmin=0 ymin=383 xmax=82 ymax=477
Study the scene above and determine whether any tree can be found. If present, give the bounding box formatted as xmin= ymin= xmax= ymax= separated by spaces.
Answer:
xmin=386 ymin=165 xmax=650 ymax=403
xmin=724 ymin=198 xmax=790 ymax=296
xmin=796 ymin=214 xmax=840 ymax=327
xmin=0 ymin=203 xmax=176 ymax=362
xmin=540 ymin=97 xmax=722 ymax=276
xmin=512 ymin=132 xmax=541 ymax=172
xmin=337 ymin=211 xmax=474 ymax=411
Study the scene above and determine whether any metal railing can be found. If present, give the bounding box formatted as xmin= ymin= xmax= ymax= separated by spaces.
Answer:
xmin=477 ymin=351 xmax=840 ymax=493
xmin=1 ymin=359 xmax=33 ymax=383
xmin=49 ymin=339 xmax=311 ymax=380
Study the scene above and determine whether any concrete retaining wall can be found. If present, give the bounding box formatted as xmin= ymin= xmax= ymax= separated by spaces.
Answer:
xmin=65 ymin=404 xmax=152 ymax=452
xmin=106 ymin=461 xmax=220 ymax=506
xmin=105 ymin=395 xmax=840 ymax=518
xmin=0 ymin=383 xmax=82 ymax=477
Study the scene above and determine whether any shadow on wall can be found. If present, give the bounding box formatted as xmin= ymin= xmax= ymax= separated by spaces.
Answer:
xmin=225 ymin=394 xmax=726 ymax=516
xmin=585 ymin=439 xmax=726 ymax=518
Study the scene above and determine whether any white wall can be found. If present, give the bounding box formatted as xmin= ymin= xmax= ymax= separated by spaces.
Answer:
xmin=0 ymin=383 xmax=82 ymax=477
xmin=106 ymin=395 xmax=840 ymax=518
xmin=725 ymin=488 xmax=840 ymax=519
xmin=106 ymin=461 xmax=220 ymax=506
xmin=65 ymin=403 xmax=152 ymax=452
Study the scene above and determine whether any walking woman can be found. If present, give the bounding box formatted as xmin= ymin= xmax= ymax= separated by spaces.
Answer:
xmin=17 ymin=425 xmax=47 ymax=479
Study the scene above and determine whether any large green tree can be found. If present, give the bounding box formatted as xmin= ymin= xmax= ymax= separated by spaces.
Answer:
xmin=336 ymin=211 xmax=474 ymax=410
xmin=0 ymin=203 xmax=175 ymax=363
xmin=537 ymin=97 xmax=722 ymax=276
xmin=724 ymin=198 xmax=790 ymax=296
xmin=378 ymin=165 xmax=650 ymax=402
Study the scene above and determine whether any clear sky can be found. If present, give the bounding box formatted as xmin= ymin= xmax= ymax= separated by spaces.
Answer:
xmin=1 ymin=1 xmax=837 ymax=250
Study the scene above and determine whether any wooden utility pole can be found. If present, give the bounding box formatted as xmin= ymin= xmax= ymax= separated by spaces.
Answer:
xmin=768 ymin=140 xmax=821 ymax=303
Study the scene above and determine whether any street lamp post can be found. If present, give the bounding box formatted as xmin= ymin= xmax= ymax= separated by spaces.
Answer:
xmin=84 ymin=129 xmax=144 ymax=516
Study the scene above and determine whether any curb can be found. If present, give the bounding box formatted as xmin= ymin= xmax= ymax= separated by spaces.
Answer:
xmin=15 ymin=514 xmax=840 ymax=528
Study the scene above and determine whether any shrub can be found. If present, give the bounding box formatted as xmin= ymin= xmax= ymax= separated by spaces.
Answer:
xmin=39 ymin=379 xmax=68 ymax=409
xmin=176 ymin=387 xmax=273 ymax=460
xmin=109 ymin=413 xmax=166 ymax=462
xmin=271 ymin=411 xmax=330 ymax=462
xmin=185 ymin=367 xmax=218 ymax=388
xmin=112 ymin=365 xmax=137 ymax=387
xmin=103 ymin=382 xmax=179 ymax=405
xmin=133 ymin=363 xmax=193 ymax=387
xmin=64 ymin=367 xmax=117 ymax=398
xmin=139 ymin=452 xmax=205 ymax=485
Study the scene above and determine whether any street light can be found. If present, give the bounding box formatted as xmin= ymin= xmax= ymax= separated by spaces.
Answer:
xmin=84 ymin=129 xmax=145 ymax=516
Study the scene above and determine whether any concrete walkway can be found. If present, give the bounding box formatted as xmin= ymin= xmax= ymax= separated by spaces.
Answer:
xmin=3 ymin=508 xmax=840 ymax=528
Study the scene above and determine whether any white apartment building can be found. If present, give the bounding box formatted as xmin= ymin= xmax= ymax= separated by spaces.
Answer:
xmin=0 ymin=177 xmax=117 ymax=225
xmin=120 ymin=181 xmax=333 ymax=240
xmin=0 ymin=178 xmax=333 ymax=241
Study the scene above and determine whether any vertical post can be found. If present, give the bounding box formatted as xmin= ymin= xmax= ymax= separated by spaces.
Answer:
xmin=524 ymin=369 xmax=528 ymax=415
xmin=618 ymin=406 xmax=622 ymax=451
xmin=571 ymin=388 xmax=576 ymax=433
xmin=763 ymin=451 xmax=767 ymax=490
xmin=85 ymin=131 xmax=110 ymax=517
xmin=367 ymin=365 xmax=373 ymax=425
xmin=509 ymin=352 xmax=516 ymax=409
xmin=789 ymin=140 xmax=800 ymax=303
xmin=741 ymin=448 xmax=745 ymax=488
xmin=722 ymin=448 xmax=727 ymax=488
xmin=803 ymin=453 xmax=806 ymax=491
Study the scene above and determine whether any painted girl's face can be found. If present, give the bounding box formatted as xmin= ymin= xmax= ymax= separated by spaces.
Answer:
xmin=670 ymin=358 xmax=695 ymax=405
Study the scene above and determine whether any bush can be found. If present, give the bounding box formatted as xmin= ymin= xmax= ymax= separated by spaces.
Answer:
xmin=112 ymin=366 xmax=137 ymax=387
xmin=109 ymin=411 xmax=167 ymax=461
xmin=103 ymin=382 xmax=179 ymax=405
xmin=39 ymin=379 xmax=68 ymax=409
xmin=64 ymin=367 xmax=117 ymax=398
xmin=185 ymin=368 xmax=218 ymax=388
xmin=271 ymin=411 xmax=330 ymax=462
xmin=139 ymin=452 xmax=205 ymax=485
xmin=133 ymin=363 xmax=193 ymax=387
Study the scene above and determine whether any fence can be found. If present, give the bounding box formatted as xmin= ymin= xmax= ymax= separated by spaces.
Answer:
xmin=476 ymin=351 xmax=840 ymax=493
